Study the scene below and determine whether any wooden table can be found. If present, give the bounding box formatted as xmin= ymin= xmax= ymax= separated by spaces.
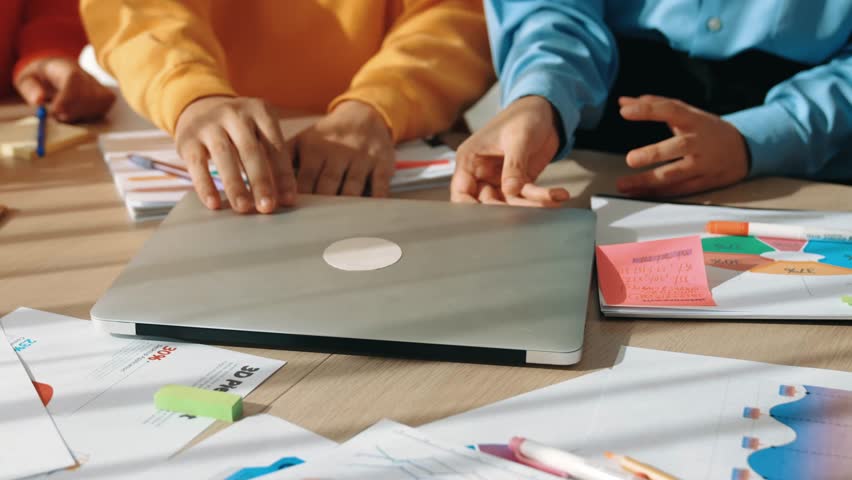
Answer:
xmin=2 ymin=99 xmax=852 ymax=447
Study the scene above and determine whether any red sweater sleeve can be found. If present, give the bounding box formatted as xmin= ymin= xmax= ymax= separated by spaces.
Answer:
xmin=13 ymin=0 xmax=87 ymax=80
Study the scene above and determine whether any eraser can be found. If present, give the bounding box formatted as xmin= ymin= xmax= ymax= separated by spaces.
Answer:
xmin=154 ymin=384 xmax=243 ymax=422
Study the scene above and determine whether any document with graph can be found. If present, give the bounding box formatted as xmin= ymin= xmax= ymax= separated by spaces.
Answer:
xmin=123 ymin=414 xmax=336 ymax=480
xmin=269 ymin=419 xmax=556 ymax=480
xmin=423 ymin=347 xmax=852 ymax=480
xmin=1 ymin=308 xmax=285 ymax=479
xmin=0 ymin=323 xmax=75 ymax=479
xmin=592 ymin=195 xmax=852 ymax=319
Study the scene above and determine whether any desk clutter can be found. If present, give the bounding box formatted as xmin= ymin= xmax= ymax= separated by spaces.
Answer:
xmin=4 ymin=125 xmax=851 ymax=479
xmin=5 ymin=308 xmax=852 ymax=479
xmin=592 ymin=196 xmax=852 ymax=319
xmin=0 ymin=308 xmax=284 ymax=480
xmin=97 ymin=118 xmax=457 ymax=221
xmin=5 ymin=192 xmax=852 ymax=478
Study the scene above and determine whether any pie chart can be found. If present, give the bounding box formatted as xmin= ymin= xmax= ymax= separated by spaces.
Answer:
xmin=702 ymin=236 xmax=852 ymax=276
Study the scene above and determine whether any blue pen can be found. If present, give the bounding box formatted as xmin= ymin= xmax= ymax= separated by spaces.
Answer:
xmin=36 ymin=105 xmax=47 ymax=157
xmin=129 ymin=154 xmax=224 ymax=189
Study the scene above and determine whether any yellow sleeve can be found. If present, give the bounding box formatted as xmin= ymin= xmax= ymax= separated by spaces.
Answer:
xmin=329 ymin=0 xmax=495 ymax=142
xmin=79 ymin=0 xmax=236 ymax=134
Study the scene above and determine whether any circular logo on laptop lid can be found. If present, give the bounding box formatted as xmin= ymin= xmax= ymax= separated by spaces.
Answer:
xmin=323 ymin=237 xmax=402 ymax=271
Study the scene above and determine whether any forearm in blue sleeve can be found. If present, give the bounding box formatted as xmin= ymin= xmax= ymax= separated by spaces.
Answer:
xmin=486 ymin=0 xmax=617 ymax=159
xmin=724 ymin=43 xmax=852 ymax=181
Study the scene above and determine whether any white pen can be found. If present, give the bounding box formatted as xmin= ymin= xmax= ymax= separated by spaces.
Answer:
xmin=707 ymin=220 xmax=852 ymax=242
xmin=510 ymin=437 xmax=642 ymax=480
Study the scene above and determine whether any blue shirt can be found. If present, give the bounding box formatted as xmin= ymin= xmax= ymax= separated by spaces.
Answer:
xmin=487 ymin=0 xmax=852 ymax=181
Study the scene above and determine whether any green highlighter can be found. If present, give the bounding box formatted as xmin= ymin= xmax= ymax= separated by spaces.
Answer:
xmin=154 ymin=384 xmax=243 ymax=422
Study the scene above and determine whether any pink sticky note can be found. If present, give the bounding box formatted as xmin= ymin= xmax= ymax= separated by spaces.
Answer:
xmin=596 ymin=235 xmax=716 ymax=307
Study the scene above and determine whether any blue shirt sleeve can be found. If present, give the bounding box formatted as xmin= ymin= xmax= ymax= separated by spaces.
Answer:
xmin=485 ymin=0 xmax=618 ymax=160
xmin=723 ymin=41 xmax=852 ymax=181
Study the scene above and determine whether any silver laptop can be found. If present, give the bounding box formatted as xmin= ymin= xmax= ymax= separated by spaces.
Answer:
xmin=91 ymin=194 xmax=596 ymax=365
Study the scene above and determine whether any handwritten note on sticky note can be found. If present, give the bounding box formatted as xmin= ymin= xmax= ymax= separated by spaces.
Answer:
xmin=596 ymin=235 xmax=716 ymax=307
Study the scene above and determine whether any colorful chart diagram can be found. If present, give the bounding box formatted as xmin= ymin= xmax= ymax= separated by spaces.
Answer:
xmin=702 ymin=236 xmax=852 ymax=276
xmin=733 ymin=384 xmax=852 ymax=480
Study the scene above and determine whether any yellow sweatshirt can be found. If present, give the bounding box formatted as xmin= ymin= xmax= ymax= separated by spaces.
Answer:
xmin=80 ymin=0 xmax=493 ymax=141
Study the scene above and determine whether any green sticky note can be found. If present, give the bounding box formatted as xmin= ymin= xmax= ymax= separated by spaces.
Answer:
xmin=701 ymin=236 xmax=774 ymax=255
xmin=842 ymin=295 xmax=852 ymax=306
xmin=154 ymin=384 xmax=243 ymax=422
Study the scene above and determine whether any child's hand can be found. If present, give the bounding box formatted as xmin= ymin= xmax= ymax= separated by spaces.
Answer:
xmin=293 ymin=100 xmax=395 ymax=197
xmin=14 ymin=57 xmax=115 ymax=123
xmin=451 ymin=96 xmax=569 ymax=207
xmin=617 ymin=95 xmax=749 ymax=197
xmin=175 ymin=96 xmax=297 ymax=214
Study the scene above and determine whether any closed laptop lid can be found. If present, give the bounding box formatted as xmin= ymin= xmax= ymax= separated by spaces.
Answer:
xmin=92 ymin=194 xmax=596 ymax=365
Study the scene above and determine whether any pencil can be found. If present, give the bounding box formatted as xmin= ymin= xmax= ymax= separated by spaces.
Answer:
xmin=604 ymin=452 xmax=678 ymax=480
xmin=36 ymin=105 xmax=47 ymax=157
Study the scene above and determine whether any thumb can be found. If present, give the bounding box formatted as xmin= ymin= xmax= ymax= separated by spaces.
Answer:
xmin=500 ymin=136 xmax=531 ymax=198
xmin=15 ymin=75 xmax=47 ymax=105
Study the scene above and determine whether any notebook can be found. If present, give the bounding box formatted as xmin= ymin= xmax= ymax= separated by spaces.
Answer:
xmin=0 ymin=116 xmax=91 ymax=159
xmin=98 ymin=117 xmax=456 ymax=221
xmin=592 ymin=195 xmax=852 ymax=319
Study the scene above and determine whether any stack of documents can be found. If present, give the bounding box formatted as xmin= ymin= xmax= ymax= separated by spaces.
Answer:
xmin=423 ymin=346 xmax=852 ymax=479
xmin=1 ymin=308 xmax=285 ymax=479
xmin=592 ymin=195 xmax=852 ymax=319
xmin=98 ymin=118 xmax=456 ymax=221
xmin=9 ymin=320 xmax=851 ymax=480
xmin=0 ymin=320 xmax=75 ymax=479
xmin=133 ymin=346 xmax=852 ymax=479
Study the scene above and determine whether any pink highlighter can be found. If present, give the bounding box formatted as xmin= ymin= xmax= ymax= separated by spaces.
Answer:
xmin=509 ymin=437 xmax=571 ymax=477
xmin=507 ymin=437 xmax=647 ymax=480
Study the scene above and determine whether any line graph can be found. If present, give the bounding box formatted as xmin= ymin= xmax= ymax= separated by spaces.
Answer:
xmin=278 ymin=421 xmax=554 ymax=480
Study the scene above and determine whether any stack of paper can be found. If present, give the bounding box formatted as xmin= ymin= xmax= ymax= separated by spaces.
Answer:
xmin=1 ymin=308 xmax=285 ymax=479
xmin=0 ymin=322 xmax=76 ymax=479
xmin=267 ymin=420 xmax=556 ymax=480
xmin=98 ymin=118 xmax=456 ymax=221
xmin=422 ymin=346 xmax=852 ymax=479
xmin=123 ymin=414 xmax=336 ymax=479
xmin=592 ymin=195 xmax=852 ymax=319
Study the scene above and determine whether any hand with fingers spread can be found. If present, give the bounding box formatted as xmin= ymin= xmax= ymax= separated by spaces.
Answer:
xmin=175 ymin=96 xmax=297 ymax=214
xmin=14 ymin=57 xmax=115 ymax=122
xmin=616 ymin=95 xmax=750 ymax=197
xmin=293 ymin=100 xmax=395 ymax=198
xmin=451 ymin=95 xmax=570 ymax=207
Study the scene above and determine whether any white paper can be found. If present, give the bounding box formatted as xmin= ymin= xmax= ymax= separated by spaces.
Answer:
xmin=98 ymin=124 xmax=457 ymax=221
xmin=268 ymin=419 xmax=556 ymax=480
xmin=0 ymin=326 xmax=76 ymax=480
xmin=423 ymin=346 xmax=852 ymax=480
xmin=2 ymin=308 xmax=285 ymax=479
xmin=592 ymin=196 xmax=852 ymax=318
xmin=124 ymin=414 xmax=336 ymax=479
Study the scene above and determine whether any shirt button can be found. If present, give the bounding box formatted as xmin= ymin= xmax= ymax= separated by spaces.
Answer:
xmin=706 ymin=17 xmax=722 ymax=32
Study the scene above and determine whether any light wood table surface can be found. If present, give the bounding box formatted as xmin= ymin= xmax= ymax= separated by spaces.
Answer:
xmin=2 ymin=99 xmax=851 ymax=448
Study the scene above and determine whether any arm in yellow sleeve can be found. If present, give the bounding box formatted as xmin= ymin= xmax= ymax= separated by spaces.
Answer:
xmin=330 ymin=0 xmax=495 ymax=142
xmin=79 ymin=0 xmax=236 ymax=133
